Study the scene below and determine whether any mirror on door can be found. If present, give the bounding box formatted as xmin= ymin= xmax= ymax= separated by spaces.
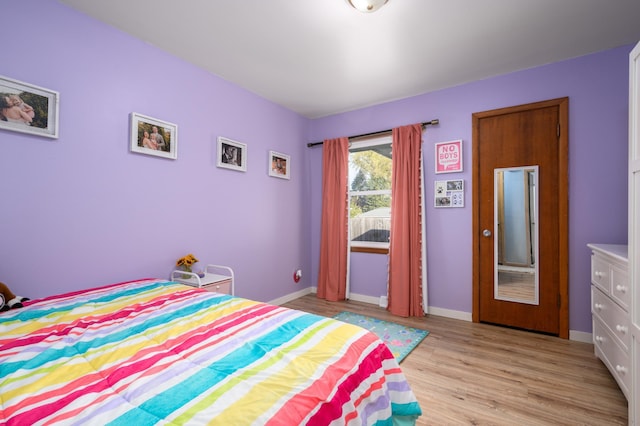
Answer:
xmin=494 ymin=166 xmax=539 ymax=305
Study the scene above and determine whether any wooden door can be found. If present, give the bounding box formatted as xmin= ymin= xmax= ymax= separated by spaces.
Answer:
xmin=472 ymin=98 xmax=569 ymax=337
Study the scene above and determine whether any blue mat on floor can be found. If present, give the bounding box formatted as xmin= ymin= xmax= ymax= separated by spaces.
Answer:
xmin=333 ymin=311 xmax=429 ymax=362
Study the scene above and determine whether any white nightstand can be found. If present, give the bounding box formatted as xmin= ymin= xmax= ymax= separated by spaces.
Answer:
xmin=171 ymin=264 xmax=234 ymax=295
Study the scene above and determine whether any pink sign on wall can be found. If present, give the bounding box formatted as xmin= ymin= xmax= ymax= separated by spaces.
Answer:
xmin=435 ymin=140 xmax=463 ymax=173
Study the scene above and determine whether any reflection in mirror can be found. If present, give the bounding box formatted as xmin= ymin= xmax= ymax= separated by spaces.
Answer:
xmin=494 ymin=166 xmax=539 ymax=305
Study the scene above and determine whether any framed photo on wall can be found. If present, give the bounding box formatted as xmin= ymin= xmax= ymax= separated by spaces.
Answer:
xmin=435 ymin=179 xmax=464 ymax=208
xmin=0 ymin=75 xmax=59 ymax=139
xmin=435 ymin=139 xmax=463 ymax=173
xmin=268 ymin=150 xmax=290 ymax=179
xmin=217 ymin=136 xmax=247 ymax=172
xmin=130 ymin=112 xmax=178 ymax=159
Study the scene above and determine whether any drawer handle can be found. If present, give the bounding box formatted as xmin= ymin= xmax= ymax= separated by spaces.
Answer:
xmin=615 ymin=285 xmax=627 ymax=293
xmin=595 ymin=270 xmax=605 ymax=278
xmin=615 ymin=365 xmax=628 ymax=374
xmin=615 ymin=324 xmax=628 ymax=334
xmin=594 ymin=303 xmax=603 ymax=311
xmin=595 ymin=335 xmax=604 ymax=343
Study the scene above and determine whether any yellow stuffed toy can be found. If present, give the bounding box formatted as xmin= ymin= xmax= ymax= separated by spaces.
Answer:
xmin=0 ymin=282 xmax=29 ymax=312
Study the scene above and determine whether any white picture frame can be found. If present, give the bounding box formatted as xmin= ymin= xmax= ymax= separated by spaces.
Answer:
xmin=435 ymin=139 xmax=463 ymax=174
xmin=435 ymin=179 xmax=464 ymax=208
xmin=130 ymin=112 xmax=178 ymax=160
xmin=268 ymin=150 xmax=290 ymax=179
xmin=217 ymin=136 xmax=247 ymax=172
xmin=0 ymin=75 xmax=59 ymax=139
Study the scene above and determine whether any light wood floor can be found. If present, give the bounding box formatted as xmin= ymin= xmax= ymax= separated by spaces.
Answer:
xmin=282 ymin=294 xmax=628 ymax=426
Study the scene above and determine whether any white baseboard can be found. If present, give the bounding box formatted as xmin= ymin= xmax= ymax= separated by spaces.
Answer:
xmin=348 ymin=293 xmax=380 ymax=306
xmin=426 ymin=306 xmax=473 ymax=322
xmin=268 ymin=287 xmax=313 ymax=306
xmin=275 ymin=287 xmax=589 ymax=342
xmin=302 ymin=288 xmax=385 ymax=307
xmin=569 ymin=330 xmax=592 ymax=343
xmin=348 ymin=291 xmax=474 ymax=321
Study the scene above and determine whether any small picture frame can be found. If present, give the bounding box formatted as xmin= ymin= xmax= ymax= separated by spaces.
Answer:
xmin=268 ymin=150 xmax=290 ymax=179
xmin=435 ymin=179 xmax=464 ymax=208
xmin=0 ymin=75 xmax=59 ymax=139
xmin=435 ymin=139 xmax=463 ymax=173
xmin=217 ymin=136 xmax=247 ymax=172
xmin=130 ymin=112 xmax=177 ymax=160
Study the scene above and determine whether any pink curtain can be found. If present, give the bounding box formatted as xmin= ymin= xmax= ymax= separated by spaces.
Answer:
xmin=317 ymin=137 xmax=349 ymax=301
xmin=388 ymin=124 xmax=425 ymax=317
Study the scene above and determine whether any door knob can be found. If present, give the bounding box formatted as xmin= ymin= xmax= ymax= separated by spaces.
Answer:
xmin=482 ymin=229 xmax=492 ymax=237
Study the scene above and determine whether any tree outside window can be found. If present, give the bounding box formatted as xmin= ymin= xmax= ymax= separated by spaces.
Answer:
xmin=348 ymin=137 xmax=392 ymax=251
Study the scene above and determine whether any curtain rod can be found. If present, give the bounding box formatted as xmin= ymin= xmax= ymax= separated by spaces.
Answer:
xmin=306 ymin=119 xmax=439 ymax=148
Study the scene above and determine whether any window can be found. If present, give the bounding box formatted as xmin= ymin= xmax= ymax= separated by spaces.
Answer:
xmin=348 ymin=135 xmax=392 ymax=253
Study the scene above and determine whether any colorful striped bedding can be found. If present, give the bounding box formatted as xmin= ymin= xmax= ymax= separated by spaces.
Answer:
xmin=0 ymin=279 xmax=422 ymax=425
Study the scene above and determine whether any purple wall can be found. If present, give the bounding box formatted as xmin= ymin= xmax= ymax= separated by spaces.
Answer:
xmin=1 ymin=1 xmax=310 ymax=302
xmin=2 ymin=1 xmax=631 ymax=334
xmin=308 ymin=46 xmax=631 ymax=333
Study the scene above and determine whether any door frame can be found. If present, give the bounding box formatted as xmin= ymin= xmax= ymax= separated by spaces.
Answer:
xmin=471 ymin=98 xmax=569 ymax=338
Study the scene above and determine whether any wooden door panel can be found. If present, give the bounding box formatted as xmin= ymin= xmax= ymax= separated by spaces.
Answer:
xmin=473 ymin=98 xmax=568 ymax=336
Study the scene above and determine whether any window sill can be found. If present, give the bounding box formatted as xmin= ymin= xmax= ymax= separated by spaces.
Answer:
xmin=350 ymin=246 xmax=389 ymax=254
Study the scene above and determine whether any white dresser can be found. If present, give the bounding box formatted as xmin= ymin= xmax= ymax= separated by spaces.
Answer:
xmin=588 ymin=243 xmax=630 ymax=400
xmin=628 ymin=40 xmax=640 ymax=424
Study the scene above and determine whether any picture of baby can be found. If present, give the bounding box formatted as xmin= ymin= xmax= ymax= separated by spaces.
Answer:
xmin=0 ymin=76 xmax=58 ymax=138
xmin=0 ymin=94 xmax=35 ymax=125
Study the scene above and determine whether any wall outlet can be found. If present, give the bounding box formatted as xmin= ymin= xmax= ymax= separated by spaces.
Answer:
xmin=379 ymin=296 xmax=388 ymax=308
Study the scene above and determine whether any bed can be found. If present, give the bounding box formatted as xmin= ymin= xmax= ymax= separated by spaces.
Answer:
xmin=0 ymin=279 xmax=422 ymax=425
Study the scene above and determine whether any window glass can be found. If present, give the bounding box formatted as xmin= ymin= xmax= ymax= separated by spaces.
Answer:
xmin=348 ymin=137 xmax=392 ymax=248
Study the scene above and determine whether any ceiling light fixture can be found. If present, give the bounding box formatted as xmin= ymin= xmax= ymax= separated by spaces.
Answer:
xmin=347 ymin=0 xmax=389 ymax=13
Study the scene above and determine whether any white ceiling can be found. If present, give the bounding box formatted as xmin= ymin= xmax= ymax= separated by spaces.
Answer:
xmin=60 ymin=0 xmax=640 ymax=118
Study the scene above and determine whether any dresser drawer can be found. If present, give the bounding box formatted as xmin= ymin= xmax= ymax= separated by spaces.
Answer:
xmin=202 ymin=279 xmax=232 ymax=295
xmin=592 ymin=317 xmax=630 ymax=399
xmin=609 ymin=265 xmax=629 ymax=310
xmin=590 ymin=254 xmax=610 ymax=293
xmin=592 ymin=286 xmax=630 ymax=350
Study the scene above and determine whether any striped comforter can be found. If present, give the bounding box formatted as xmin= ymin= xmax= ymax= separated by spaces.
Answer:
xmin=0 ymin=279 xmax=422 ymax=425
